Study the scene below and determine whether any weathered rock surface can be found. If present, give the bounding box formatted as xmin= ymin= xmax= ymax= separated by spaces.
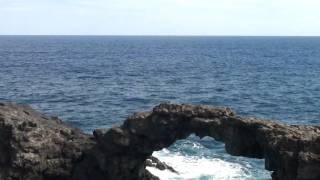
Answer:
xmin=0 ymin=102 xmax=95 ymax=180
xmin=0 ymin=102 xmax=319 ymax=180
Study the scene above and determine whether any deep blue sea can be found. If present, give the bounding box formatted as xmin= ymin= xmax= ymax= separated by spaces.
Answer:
xmin=1 ymin=36 xmax=320 ymax=179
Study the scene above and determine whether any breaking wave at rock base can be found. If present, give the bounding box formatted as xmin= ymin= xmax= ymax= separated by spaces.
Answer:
xmin=148 ymin=136 xmax=271 ymax=180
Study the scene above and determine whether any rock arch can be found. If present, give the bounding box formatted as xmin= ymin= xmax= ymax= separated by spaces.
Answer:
xmin=0 ymin=102 xmax=319 ymax=180
xmin=75 ymin=103 xmax=320 ymax=180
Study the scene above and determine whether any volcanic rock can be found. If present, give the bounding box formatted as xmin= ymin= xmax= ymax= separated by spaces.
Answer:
xmin=0 ymin=102 xmax=319 ymax=180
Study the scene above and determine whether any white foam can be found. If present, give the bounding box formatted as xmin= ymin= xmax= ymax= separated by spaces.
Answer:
xmin=146 ymin=149 xmax=252 ymax=180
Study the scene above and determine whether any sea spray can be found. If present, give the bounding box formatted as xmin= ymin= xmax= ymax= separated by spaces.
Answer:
xmin=147 ymin=137 xmax=271 ymax=180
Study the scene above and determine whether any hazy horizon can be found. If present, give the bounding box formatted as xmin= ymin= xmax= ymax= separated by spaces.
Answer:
xmin=1 ymin=0 xmax=320 ymax=36
xmin=1 ymin=35 xmax=320 ymax=37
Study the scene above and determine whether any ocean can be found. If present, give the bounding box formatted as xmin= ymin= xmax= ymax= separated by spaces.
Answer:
xmin=1 ymin=36 xmax=319 ymax=179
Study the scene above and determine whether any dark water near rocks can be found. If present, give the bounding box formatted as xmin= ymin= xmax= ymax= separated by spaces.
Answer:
xmin=1 ymin=36 xmax=320 ymax=179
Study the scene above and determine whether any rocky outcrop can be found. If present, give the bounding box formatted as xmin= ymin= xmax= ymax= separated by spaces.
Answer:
xmin=0 ymin=102 xmax=319 ymax=180
xmin=146 ymin=156 xmax=178 ymax=174
xmin=0 ymin=102 xmax=95 ymax=180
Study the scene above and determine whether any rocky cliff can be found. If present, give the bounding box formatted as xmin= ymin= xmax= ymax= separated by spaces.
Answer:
xmin=0 ymin=102 xmax=319 ymax=180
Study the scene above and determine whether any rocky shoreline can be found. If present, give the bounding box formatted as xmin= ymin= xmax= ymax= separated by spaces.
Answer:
xmin=0 ymin=102 xmax=319 ymax=180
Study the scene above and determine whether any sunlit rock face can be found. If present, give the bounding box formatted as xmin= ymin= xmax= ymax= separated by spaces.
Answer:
xmin=1 ymin=102 xmax=320 ymax=180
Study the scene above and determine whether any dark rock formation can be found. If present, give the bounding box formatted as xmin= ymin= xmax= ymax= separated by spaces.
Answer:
xmin=146 ymin=156 xmax=178 ymax=174
xmin=1 ymin=102 xmax=319 ymax=180
xmin=0 ymin=102 xmax=95 ymax=180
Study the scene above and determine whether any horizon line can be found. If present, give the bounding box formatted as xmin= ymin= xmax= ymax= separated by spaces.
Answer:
xmin=0 ymin=34 xmax=320 ymax=37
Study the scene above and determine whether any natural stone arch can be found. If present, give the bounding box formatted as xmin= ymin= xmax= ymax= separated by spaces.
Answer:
xmin=75 ymin=103 xmax=320 ymax=180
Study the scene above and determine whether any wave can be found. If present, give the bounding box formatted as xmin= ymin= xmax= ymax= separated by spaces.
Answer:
xmin=147 ymin=148 xmax=253 ymax=180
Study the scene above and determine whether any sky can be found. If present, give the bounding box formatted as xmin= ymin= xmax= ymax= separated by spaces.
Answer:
xmin=1 ymin=0 xmax=320 ymax=36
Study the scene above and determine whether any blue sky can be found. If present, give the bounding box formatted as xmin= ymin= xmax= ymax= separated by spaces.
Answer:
xmin=1 ymin=0 xmax=320 ymax=35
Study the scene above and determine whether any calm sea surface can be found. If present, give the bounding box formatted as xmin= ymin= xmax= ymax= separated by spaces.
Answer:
xmin=1 ymin=36 xmax=320 ymax=179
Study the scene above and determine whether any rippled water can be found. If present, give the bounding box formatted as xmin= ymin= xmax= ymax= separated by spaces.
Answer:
xmin=1 ymin=36 xmax=320 ymax=179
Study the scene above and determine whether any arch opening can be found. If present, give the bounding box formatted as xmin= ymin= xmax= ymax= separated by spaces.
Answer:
xmin=146 ymin=135 xmax=271 ymax=179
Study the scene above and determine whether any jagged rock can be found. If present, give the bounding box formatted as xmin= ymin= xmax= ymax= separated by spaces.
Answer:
xmin=0 ymin=102 xmax=319 ymax=180
xmin=146 ymin=156 xmax=178 ymax=174
xmin=0 ymin=103 xmax=95 ymax=180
